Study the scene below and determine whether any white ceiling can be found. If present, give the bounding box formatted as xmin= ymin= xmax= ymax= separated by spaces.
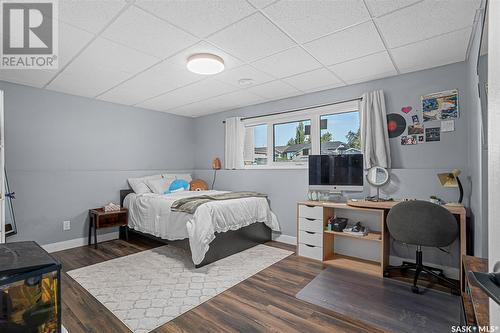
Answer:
xmin=0 ymin=0 xmax=482 ymax=117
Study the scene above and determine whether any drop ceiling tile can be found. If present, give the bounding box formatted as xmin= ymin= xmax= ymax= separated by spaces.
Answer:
xmin=376 ymin=0 xmax=480 ymax=48
xmin=58 ymin=23 xmax=94 ymax=67
xmin=247 ymin=0 xmax=277 ymax=9
xmin=58 ymin=0 xmax=126 ymax=33
xmin=171 ymin=90 xmax=265 ymax=117
xmin=329 ymin=51 xmax=397 ymax=84
xmin=208 ymin=13 xmax=296 ymax=62
xmin=364 ymin=0 xmax=421 ymax=17
xmin=167 ymin=102 xmax=221 ymax=117
xmin=102 ymin=6 xmax=198 ymax=58
xmin=282 ymin=68 xmax=343 ymax=91
xmin=246 ymin=80 xmax=301 ymax=100
xmin=391 ymin=27 xmax=471 ymax=74
xmin=96 ymin=87 xmax=146 ymax=106
xmin=214 ymin=65 xmax=274 ymax=88
xmin=72 ymin=37 xmax=160 ymax=74
xmin=46 ymin=64 xmax=131 ymax=97
xmin=137 ymin=79 xmax=237 ymax=111
xmin=304 ymin=21 xmax=385 ymax=66
xmin=206 ymin=89 xmax=265 ymax=108
xmin=251 ymin=47 xmax=322 ymax=78
xmin=135 ymin=0 xmax=256 ymax=38
xmin=302 ymin=82 xmax=347 ymax=94
xmin=0 ymin=69 xmax=56 ymax=88
xmin=263 ymin=0 xmax=370 ymax=43
xmin=97 ymin=57 xmax=203 ymax=105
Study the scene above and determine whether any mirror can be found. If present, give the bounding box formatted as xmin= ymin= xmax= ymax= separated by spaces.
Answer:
xmin=366 ymin=167 xmax=389 ymax=201
xmin=366 ymin=166 xmax=389 ymax=187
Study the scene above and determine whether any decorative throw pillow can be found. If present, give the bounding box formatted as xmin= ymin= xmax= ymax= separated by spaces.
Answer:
xmin=167 ymin=179 xmax=189 ymax=193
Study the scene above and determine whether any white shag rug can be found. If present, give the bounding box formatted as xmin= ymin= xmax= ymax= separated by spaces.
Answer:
xmin=67 ymin=244 xmax=292 ymax=333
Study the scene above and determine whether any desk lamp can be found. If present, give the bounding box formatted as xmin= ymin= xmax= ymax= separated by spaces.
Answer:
xmin=211 ymin=158 xmax=221 ymax=190
xmin=437 ymin=169 xmax=463 ymax=206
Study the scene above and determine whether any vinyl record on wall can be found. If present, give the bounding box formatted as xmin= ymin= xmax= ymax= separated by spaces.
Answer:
xmin=387 ymin=113 xmax=406 ymax=138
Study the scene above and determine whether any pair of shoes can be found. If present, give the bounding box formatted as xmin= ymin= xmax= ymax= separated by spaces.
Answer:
xmin=343 ymin=222 xmax=369 ymax=236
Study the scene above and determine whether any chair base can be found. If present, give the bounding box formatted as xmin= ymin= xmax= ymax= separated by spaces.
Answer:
xmin=384 ymin=247 xmax=460 ymax=295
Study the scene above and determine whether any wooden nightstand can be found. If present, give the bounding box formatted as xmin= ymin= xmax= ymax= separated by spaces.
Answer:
xmin=88 ymin=208 xmax=128 ymax=248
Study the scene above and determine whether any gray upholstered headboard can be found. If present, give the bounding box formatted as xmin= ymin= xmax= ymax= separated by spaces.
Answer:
xmin=120 ymin=189 xmax=134 ymax=207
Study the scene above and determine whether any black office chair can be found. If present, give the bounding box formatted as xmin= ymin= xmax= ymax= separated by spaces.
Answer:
xmin=385 ymin=200 xmax=459 ymax=294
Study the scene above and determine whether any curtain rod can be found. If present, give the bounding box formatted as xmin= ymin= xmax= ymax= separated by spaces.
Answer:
xmin=221 ymin=96 xmax=362 ymax=123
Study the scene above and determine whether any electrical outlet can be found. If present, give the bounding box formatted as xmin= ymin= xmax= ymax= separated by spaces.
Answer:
xmin=63 ymin=220 xmax=71 ymax=231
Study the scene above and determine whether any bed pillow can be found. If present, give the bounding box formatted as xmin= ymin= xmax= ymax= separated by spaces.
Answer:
xmin=128 ymin=174 xmax=162 ymax=194
xmin=145 ymin=177 xmax=175 ymax=195
xmin=167 ymin=179 xmax=189 ymax=193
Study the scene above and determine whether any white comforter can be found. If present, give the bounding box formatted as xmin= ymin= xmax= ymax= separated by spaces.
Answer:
xmin=123 ymin=190 xmax=280 ymax=264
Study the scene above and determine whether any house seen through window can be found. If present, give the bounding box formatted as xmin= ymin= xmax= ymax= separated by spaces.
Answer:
xmin=243 ymin=102 xmax=360 ymax=168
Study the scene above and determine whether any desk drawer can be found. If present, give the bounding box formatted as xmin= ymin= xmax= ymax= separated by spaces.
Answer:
xmin=298 ymin=243 xmax=323 ymax=261
xmin=298 ymin=217 xmax=324 ymax=233
xmin=298 ymin=205 xmax=323 ymax=220
xmin=299 ymin=230 xmax=322 ymax=246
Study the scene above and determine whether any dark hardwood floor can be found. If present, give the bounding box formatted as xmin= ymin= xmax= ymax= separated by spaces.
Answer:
xmin=52 ymin=237 xmax=384 ymax=333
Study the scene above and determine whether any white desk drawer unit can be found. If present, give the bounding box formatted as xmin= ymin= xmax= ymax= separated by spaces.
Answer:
xmin=298 ymin=204 xmax=324 ymax=261
xmin=299 ymin=205 xmax=323 ymax=220
xmin=298 ymin=243 xmax=323 ymax=260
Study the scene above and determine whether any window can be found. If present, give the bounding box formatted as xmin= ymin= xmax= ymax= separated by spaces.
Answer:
xmin=241 ymin=100 xmax=360 ymax=169
xmin=244 ymin=124 xmax=267 ymax=166
xmin=273 ymin=120 xmax=311 ymax=163
xmin=320 ymin=111 xmax=360 ymax=155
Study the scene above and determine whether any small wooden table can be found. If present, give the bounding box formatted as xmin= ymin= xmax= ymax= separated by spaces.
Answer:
xmin=88 ymin=208 xmax=128 ymax=248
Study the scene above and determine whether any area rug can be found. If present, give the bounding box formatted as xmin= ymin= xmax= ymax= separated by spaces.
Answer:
xmin=67 ymin=244 xmax=292 ymax=333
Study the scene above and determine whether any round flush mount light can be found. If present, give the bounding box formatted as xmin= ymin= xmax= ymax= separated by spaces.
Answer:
xmin=186 ymin=53 xmax=225 ymax=75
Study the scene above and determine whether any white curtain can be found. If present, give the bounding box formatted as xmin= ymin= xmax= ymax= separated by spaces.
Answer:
xmin=224 ymin=117 xmax=245 ymax=169
xmin=360 ymin=90 xmax=391 ymax=169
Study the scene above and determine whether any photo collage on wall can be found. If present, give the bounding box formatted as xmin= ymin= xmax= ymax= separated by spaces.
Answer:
xmin=387 ymin=89 xmax=458 ymax=146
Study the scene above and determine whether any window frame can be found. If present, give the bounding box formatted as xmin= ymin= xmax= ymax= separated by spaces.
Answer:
xmin=242 ymin=100 xmax=360 ymax=170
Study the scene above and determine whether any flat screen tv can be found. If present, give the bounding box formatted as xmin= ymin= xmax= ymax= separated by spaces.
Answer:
xmin=308 ymin=154 xmax=364 ymax=192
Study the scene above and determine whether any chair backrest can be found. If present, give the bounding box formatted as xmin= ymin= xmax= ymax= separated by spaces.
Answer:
xmin=387 ymin=200 xmax=458 ymax=247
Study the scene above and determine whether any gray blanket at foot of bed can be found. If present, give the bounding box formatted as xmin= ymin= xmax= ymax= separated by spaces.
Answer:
xmin=170 ymin=191 xmax=267 ymax=214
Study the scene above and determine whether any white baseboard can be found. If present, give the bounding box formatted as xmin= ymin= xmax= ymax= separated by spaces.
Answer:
xmin=272 ymin=233 xmax=296 ymax=245
xmin=389 ymin=255 xmax=459 ymax=280
xmin=42 ymin=232 xmax=119 ymax=253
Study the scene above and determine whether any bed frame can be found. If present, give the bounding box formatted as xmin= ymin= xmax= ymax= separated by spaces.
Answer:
xmin=119 ymin=189 xmax=272 ymax=268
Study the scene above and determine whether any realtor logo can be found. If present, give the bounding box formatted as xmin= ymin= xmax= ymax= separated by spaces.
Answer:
xmin=1 ymin=0 xmax=58 ymax=69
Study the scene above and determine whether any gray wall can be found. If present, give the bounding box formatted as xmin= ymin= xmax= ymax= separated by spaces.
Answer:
xmin=193 ymin=61 xmax=474 ymax=269
xmin=1 ymin=81 xmax=194 ymax=245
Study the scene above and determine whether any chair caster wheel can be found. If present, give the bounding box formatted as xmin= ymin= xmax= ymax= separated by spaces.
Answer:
xmin=383 ymin=271 xmax=390 ymax=277
xmin=411 ymin=286 xmax=419 ymax=294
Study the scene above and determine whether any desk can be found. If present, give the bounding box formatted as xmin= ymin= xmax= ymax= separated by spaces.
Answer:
xmin=296 ymin=200 xmax=466 ymax=288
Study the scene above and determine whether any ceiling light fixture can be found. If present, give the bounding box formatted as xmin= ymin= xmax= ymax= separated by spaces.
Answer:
xmin=186 ymin=53 xmax=225 ymax=75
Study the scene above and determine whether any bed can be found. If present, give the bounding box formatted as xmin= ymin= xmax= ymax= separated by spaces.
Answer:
xmin=120 ymin=189 xmax=280 ymax=268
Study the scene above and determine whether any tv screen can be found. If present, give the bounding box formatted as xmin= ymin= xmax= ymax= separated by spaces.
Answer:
xmin=308 ymin=154 xmax=363 ymax=188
